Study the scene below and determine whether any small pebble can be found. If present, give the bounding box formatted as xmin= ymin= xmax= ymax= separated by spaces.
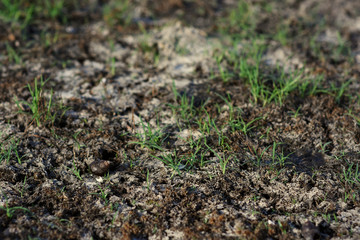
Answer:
xmin=90 ymin=160 xmax=111 ymax=176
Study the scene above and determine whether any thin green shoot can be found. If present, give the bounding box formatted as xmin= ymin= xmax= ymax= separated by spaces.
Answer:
xmin=229 ymin=115 xmax=262 ymax=136
xmin=341 ymin=162 xmax=359 ymax=187
xmin=205 ymin=142 xmax=231 ymax=174
xmin=130 ymin=117 xmax=167 ymax=151
xmin=253 ymin=145 xmax=271 ymax=167
xmin=68 ymin=159 xmax=82 ymax=181
xmin=0 ymin=193 xmax=30 ymax=218
xmin=5 ymin=42 xmax=22 ymax=64
xmin=89 ymin=184 xmax=110 ymax=205
xmin=151 ymin=151 xmax=183 ymax=177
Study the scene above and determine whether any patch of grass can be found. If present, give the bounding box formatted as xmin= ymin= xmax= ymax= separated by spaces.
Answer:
xmin=0 ymin=0 xmax=34 ymax=29
xmin=298 ymin=74 xmax=326 ymax=97
xmin=152 ymin=151 xmax=184 ymax=177
xmin=168 ymin=81 xmax=199 ymax=124
xmin=329 ymin=79 xmax=352 ymax=104
xmin=0 ymin=0 xmax=67 ymax=29
xmin=68 ymin=158 xmax=82 ymax=181
xmin=103 ymin=0 xmax=132 ymax=28
xmin=181 ymin=135 xmax=209 ymax=169
xmin=214 ymin=36 xmax=350 ymax=106
xmin=5 ymin=42 xmax=22 ymax=64
xmin=341 ymin=161 xmax=359 ymax=189
xmin=274 ymin=23 xmax=289 ymax=46
xmin=237 ymin=41 xmax=307 ymax=105
xmin=269 ymin=67 xmax=303 ymax=105
xmin=220 ymin=0 xmax=257 ymax=38
xmin=15 ymin=76 xmax=69 ymax=127
xmin=89 ymin=184 xmax=110 ymax=205
xmin=253 ymin=145 xmax=271 ymax=167
xmin=130 ymin=117 xmax=168 ymax=151
xmin=229 ymin=114 xmax=262 ymax=136
xmin=205 ymin=142 xmax=232 ymax=175
xmin=0 ymin=134 xmax=25 ymax=165
xmin=271 ymin=142 xmax=292 ymax=168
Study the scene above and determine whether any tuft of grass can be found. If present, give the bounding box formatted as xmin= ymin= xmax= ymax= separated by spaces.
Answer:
xmin=253 ymin=145 xmax=271 ymax=167
xmin=274 ymin=23 xmax=289 ymax=46
xmin=220 ymin=0 xmax=256 ymax=38
xmin=214 ymin=37 xmax=350 ymax=106
xmin=130 ymin=117 xmax=168 ymax=151
xmin=329 ymin=79 xmax=352 ymax=104
xmin=151 ymin=151 xmax=184 ymax=177
xmin=15 ymin=76 xmax=69 ymax=127
xmin=89 ymin=184 xmax=110 ymax=205
xmin=5 ymin=42 xmax=22 ymax=64
xmin=341 ymin=161 xmax=360 ymax=189
xmin=205 ymin=142 xmax=231 ymax=175
xmin=0 ymin=0 xmax=67 ymax=29
xmin=168 ymin=81 xmax=200 ymax=125
xmin=0 ymin=0 xmax=34 ymax=29
xmin=103 ymin=0 xmax=132 ymax=28
xmin=0 ymin=133 xmax=25 ymax=165
xmin=229 ymin=115 xmax=262 ymax=136
xmin=68 ymin=158 xmax=82 ymax=181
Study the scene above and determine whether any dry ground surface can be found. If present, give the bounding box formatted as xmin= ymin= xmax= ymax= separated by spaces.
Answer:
xmin=0 ymin=0 xmax=360 ymax=239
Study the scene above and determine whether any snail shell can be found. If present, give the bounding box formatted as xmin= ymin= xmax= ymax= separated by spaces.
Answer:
xmin=90 ymin=160 xmax=111 ymax=176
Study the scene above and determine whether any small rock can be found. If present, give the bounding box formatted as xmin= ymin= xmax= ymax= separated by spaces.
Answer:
xmin=90 ymin=160 xmax=111 ymax=176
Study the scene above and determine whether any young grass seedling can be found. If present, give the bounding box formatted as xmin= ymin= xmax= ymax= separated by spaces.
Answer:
xmin=319 ymin=141 xmax=332 ymax=153
xmin=330 ymin=79 xmax=351 ymax=104
xmin=15 ymin=76 xmax=48 ymax=127
xmin=18 ymin=176 xmax=27 ymax=198
xmin=271 ymin=68 xmax=303 ymax=105
xmin=341 ymin=162 xmax=359 ymax=188
xmin=72 ymin=129 xmax=86 ymax=150
xmin=215 ymin=55 xmax=233 ymax=83
xmin=68 ymin=154 xmax=82 ymax=181
xmin=0 ymin=135 xmax=25 ymax=165
xmin=130 ymin=117 xmax=167 ymax=151
xmin=210 ymin=119 xmax=230 ymax=150
xmin=290 ymin=106 xmax=302 ymax=118
xmin=229 ymin=115 xmax=262 ymax=136
xmin=89 ymin=184 xmax=110 ymax=205
xmin=253 ymin=145 xmax=271 ymax=167
xmin=15 ymin=76 xmax=69 ymax=127
xmin=184 ymin=136 xmax=210 ymax=168
xmin=5 ymin=42 xmax=22 ymax=64
xmin=215 ymin=92 xmax=235 ymax=121
xmin=168 ymin=82 xmax=197 ymax=124
xmin=205 ymin=142 xmax=231 ymax=174
xmin=103 ymin=0 xmax=132 ymax=27
xmin=146 ymin=169 xmax=151 ymax=191
xmin=0 ymin=193 xmax=30 ymax=218
xmin=151 ymin=151 xmax=184 ymax=177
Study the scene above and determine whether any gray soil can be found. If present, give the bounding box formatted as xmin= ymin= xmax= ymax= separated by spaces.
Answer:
xmin=0 ymin=0 xmax=360 ymax=239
